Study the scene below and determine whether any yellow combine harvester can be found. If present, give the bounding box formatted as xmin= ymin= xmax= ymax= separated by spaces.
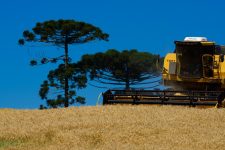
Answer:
xmin=163 ymin=37 xmax=225 ymax=91
xmin=103 ymin=37 xmax=225 ymax=107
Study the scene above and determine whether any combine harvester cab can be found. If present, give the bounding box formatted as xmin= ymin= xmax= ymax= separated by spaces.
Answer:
xmin=103 ymin=37 xmax=225 ymax=107
xmin=163 ymin=37 xmax=225 ymax=91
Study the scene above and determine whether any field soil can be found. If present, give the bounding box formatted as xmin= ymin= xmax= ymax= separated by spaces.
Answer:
xmin=0 ymin=105 xmax=225 ymax=150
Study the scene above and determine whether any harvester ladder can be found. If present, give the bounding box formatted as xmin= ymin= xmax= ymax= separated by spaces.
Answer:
xmin=202 ymin=54 xmax=220 ymax=78
xmin=213 ymin=59 xmax=220 ymax=79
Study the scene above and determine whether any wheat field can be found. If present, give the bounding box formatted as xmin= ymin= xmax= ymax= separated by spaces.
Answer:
xmin=0 ymin=105 xmax=225 ymax=150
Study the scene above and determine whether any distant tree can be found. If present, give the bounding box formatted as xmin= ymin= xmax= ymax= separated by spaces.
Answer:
xmin=79 ymin=49 xmax=163 ymax=89
xmin=19 ymin=19 xmax=109 ymax=108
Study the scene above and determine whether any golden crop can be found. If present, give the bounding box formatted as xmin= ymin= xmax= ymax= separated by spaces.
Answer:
xmin=0 ymin=105 xmax=225 ymax=150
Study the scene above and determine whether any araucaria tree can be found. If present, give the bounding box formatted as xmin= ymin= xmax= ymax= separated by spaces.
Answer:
xmin=19 ymin=19 xmax=109 ymax=108
xmin=79 ymin=49 xmax=162 ymax=89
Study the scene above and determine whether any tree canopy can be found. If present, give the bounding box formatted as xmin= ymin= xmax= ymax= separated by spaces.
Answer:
xmin=19 ymin=19 xmax=109 ymax=46
xmin=79 ymin=49 xmax=163 ymax=89
xmin=19 ymin=19 xmax=109 ymax=108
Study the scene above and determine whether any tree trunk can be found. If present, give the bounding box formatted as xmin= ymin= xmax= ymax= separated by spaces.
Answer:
xmin=64 ymin=38 xmax=69 ymax=107
xmin=125 ymin=80 xmax=130 ymax=89
xmin=125 ymin=64 xmax=130 ymax=90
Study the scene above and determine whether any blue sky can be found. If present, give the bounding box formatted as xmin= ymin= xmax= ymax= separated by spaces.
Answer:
xmin=1 ymin=0 xmax=225 ymax=109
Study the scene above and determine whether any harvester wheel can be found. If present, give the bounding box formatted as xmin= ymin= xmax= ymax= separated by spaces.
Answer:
xmin=215 ymin=100 xmax=225 ymax=108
